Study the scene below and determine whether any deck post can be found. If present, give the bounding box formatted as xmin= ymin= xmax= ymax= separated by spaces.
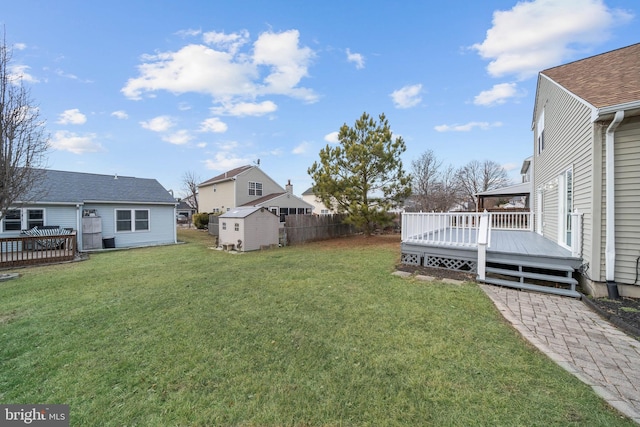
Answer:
xmin=477 ymin=212 xmax=490 ymax=281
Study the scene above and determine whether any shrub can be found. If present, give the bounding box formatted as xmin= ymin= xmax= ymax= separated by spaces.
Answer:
xmin=192 ymin=212 xmax=210 ymax=229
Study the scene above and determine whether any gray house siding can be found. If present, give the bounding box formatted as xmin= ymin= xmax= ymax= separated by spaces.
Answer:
xmin=533 ymin=76 xmax=594 ymax=266
xmin=610 ymin=116 xmax=640 ymax=285
xmin=235 ymin=168 xmax=284 ymax=208
xmin=83 ymin=203 xmax=176 ymax=249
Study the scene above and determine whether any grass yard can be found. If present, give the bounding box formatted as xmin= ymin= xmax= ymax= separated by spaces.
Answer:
xmin=0 ymin=229 xmax=634 ymax=426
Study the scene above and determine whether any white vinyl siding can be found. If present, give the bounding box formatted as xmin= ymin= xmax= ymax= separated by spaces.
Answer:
xmin=532 ymin=76 xmax=594 ymax=263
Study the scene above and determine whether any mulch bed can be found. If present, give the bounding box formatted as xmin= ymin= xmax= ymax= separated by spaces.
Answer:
xmin=396 ymin=263 xmax=640 ymax=340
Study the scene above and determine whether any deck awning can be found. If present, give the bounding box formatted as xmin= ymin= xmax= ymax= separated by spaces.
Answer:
xmin=475 ymin=182 xmax=532 ymax=211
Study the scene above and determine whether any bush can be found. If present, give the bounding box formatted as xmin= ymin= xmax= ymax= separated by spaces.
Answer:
xmin=192 ymin=213 xmax=210 ymax=229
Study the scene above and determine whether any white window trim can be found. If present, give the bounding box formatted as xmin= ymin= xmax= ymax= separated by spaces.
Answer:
xmin=537 ymin=109 xmax=545 ymax=155
xmin=248 ymin=181 xmax=263 ymax=196
xmin=2 ymin=207 xmax=47 ymax=232
xmin=557 ymin=166 xmax=573 ymax=250
xmin=115 ymin=209 xmax=150 ymax=233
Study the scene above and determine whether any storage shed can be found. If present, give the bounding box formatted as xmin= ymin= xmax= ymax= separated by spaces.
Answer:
xmin=218 ymin=206 xmax=279 ymax=252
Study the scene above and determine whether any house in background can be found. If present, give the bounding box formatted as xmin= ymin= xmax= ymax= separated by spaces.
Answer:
xmin=198 ymin=165 xmax=312 ymax=222
xmin=218 ymin=206 xmax=279 ymax=252
xmin=302 ymin=187 xmax=336 ymax=215
xmin=0 ymin=169 xmax=177 ymax=251
xmin=532 ymin=42 xmax=640 ymax=298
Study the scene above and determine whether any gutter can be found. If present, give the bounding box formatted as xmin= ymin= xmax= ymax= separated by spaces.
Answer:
xmin=605 ymin=110 xmax=625 ymax=299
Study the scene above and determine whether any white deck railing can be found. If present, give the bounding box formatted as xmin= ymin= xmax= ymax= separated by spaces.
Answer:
xmin=402 ymin=211 xmax=533 ymax=248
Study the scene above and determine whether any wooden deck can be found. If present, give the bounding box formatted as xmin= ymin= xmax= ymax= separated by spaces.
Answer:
xmin=0 ymin=233 xmax=78 ymax=268
xmin=401 ymin=213 xmax=583 ymax=297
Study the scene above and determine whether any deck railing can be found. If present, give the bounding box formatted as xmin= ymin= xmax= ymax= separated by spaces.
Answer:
xmin=402 ymin=211 xmax=533 ymax=248
xmin=0 ymin=232 xmax=77 ymax=268
xmin=402 ymin=212 xmax=482 ymax=248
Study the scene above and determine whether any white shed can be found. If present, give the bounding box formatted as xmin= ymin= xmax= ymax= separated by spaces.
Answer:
xmin=218 ymin=206 xmax=279 ymax=252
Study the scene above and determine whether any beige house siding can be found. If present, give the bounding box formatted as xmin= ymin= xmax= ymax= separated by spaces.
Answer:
xmin=235 ymin=168 xmax=284 ymax=207
xmin=199 ymin=180 xmax=235 ymax=213
xmin=533 ymin=76 xmax=594 ymax=264
xmin=612 ymin=116 xmax=640 ymax=285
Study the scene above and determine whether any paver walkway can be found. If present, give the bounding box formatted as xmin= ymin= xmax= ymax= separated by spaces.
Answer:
xmin=480 ymin=284 xmax=640 ymax=424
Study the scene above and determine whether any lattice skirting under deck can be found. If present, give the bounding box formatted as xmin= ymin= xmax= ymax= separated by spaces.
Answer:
xmin=401 ymin=252 xmax=421 ymax=265
xmin=424 ymin=255 xmax=477 ymax=272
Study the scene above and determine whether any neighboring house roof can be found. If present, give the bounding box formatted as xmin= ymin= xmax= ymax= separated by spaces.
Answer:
xmin=239 ymin=192 xmax=313 ymax=209
xmin=475 ymin=182 xmax=531 ymax=197
xmin=219 ymin=206 xmax=275 ymax=219
xmin=302 ymin=187 xmax=315 ymax=195
xmin=540 ymin=43 xmax=640 ymax=109
xmin=241 ymin=192 xmax=286 ymax=206
xmin=20 ymin=169 xmax=176 ymax=205
xmin=198 ymin=165 xmax=253 ymax=186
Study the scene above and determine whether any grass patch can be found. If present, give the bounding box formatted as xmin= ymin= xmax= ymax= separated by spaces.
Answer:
xmin=0 ymin=230 xmax=634 ymax=426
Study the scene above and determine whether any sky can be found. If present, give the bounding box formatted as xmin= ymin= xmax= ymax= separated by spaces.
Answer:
xmin=1 ymin=0 xmax=637 ymax=199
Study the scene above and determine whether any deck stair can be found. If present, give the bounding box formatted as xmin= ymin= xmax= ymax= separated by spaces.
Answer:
xmin=481 ymin=256 xmax=580 ymax=298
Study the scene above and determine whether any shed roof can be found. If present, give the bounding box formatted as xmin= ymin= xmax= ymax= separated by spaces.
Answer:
xmin=21 ymin=169 xmax=176 ymax=204
xmin=540 ymin=43 xmax=640 ymax=109
xmin=219 ymin=206 xmax=274 ymax=219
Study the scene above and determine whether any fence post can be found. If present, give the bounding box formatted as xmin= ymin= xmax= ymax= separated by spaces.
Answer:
xmin=477 ymin=212 xmax=490 ymax=281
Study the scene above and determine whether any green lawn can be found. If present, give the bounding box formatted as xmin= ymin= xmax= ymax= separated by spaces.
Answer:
xmin=0 ymin=229 xmax=633 ymax=426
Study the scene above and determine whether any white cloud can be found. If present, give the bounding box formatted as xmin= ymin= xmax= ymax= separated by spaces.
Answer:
xmin=324 ymin=131 xmax=339 ymax=144
xmin=162 ymin=130 xmax=193 ymax=145
xmin=472 ymin=0 xmax=633 ymax=79
xmin=57 ymin=108 xmax=87 ymax=125
xmin=501 ymin=162 xmax=519 ymax=171
xmin=51 ymin=130 xmax=103 ymax=154
xmin=210 ymin=100 xmax=277 ymax=117
xmin=111 ymin=110 xmax=128 ymax=120
xmin=140 ymin=115 xmax=174 ymax=132
xmin=14 ymin=43 xmax=27 ymax=50
xmin=434 ymin=121 xmax=503 ymax=132
xmin=346 ymin=48 xmax=365 ymax=69
xmin=9 ymin=64 xmax=39 ymax=84
xmin=122 ymin=29 xmax=317 ymax=104
xmin=390 ymin=84 xmax=422 ymax=109
xmin=292 ymin=141 xmax=311 ymax=155
xmin=203 ymin=150 xmax=253 ymax=171
xmin=199 ymin=117 xmax=228 ymax=133
xmin=202 ymin=29 xmax=250 ymax=55
xmin=474 ymin=82 xmax=521 ymax=106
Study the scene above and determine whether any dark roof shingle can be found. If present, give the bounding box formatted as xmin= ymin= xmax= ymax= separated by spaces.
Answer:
xmin=23 ymin=169 xmax=176 ymax=204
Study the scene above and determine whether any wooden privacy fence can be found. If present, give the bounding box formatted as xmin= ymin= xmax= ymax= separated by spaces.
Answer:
xmin=0 ymin=232 xmax=77 ymax=268
xmin=283 ymin=214 xmax=356 ymax=246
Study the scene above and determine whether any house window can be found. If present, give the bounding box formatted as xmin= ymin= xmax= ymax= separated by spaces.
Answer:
xmin=279 ymin=207 xmax=289 ymax=223
xmin=537 ymin=109 xmax=545 ymax=155
xmin=116 ymin=209 xmax=149 ymax=232
xmin=249 ymin=181 xmax=263 ymax=196
xmin=3 ymin=209 xmax=22 ymax=231
xmin=222 ymin=222 xmax=227 ymax=230
xmin=234 ymin=223 xmax=239 ymax=231
xmin=27 ymin=209 xmax=44 ymax=229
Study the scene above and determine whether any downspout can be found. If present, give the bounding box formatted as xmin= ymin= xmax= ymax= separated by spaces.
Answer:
xmin=76 ymin=204 xmax=82 ymax=251
xmin=605 ymin=110 xmax=624 ymax=299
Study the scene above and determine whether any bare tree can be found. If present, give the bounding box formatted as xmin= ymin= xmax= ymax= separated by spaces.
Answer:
xmin=431 ymin=165 xmax=461 ymax=212
xmin=181 ymin=170 xmax=200 ymax=212
xmin=411 ymin=150 xmax=442 ymax=211
xmin=0 ymin=30 xmax=49 ymax=220
xmin=456 ymin=160 xmax=511 ymax=211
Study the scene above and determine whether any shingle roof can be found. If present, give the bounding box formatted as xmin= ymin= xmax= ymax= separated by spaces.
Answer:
xmin=199 ymin=165 xmax=253 ymax=186
xmin=239 ymin=192 xmax=286 ymax=206
xmin=541 ymin=43 xmax=640 ymax=108
xmin=22 ymin=169 xmax=176 ymax=204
